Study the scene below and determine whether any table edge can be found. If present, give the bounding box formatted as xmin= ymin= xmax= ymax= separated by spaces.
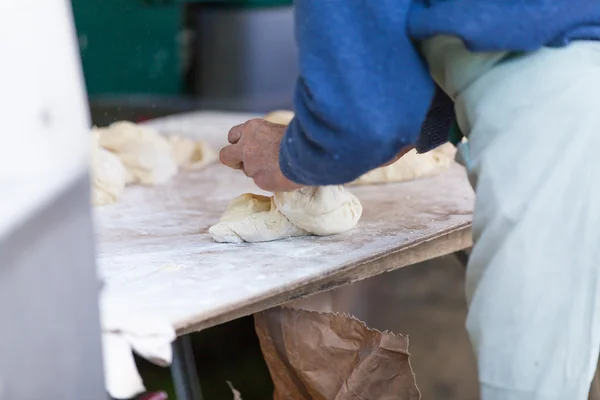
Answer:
xmin=174 ymin=221 xmax=473 ymax=335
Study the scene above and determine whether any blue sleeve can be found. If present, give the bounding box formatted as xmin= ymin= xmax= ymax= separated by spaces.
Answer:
xmin=279 ymin=0 xmax=436 ymax=186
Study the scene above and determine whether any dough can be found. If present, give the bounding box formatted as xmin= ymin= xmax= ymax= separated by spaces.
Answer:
xmin=264 ymin=110 xmax=295 ymax=125
xmin=209 ymin=186 xmax=362 ymax=243
xmin=273 ymin=186 xmax=362 ymax=235
xmin=90 ymin=132 xmax=129 ymax=206
xmin=167 ymin=134 xmax=217 ymax=170
xmin=348 ymin=143 xmax=456 ymax=186
xmin=209 ymin=194 xmax=308 ymax=243
xmin=96 ymin=121 xmax=177 ymax=185
xmin=90 ymin=120 xmax=216 ymax=206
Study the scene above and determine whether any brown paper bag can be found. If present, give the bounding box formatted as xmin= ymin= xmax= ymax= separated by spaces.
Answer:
xmin=255 ymin=306 xmax=421 ymax=400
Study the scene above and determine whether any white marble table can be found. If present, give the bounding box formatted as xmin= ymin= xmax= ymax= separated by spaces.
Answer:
xmin=94 ymin=111 xmax=475 ymax=336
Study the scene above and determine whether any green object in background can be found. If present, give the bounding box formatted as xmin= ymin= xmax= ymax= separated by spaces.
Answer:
xmin=71 ymin=0 xmax=183 ymax=97
xmin=71 ymin=0 xmax=293 ymax=99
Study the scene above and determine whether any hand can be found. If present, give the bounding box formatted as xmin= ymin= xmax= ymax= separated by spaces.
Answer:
xmin=219 ymin=118 xmax=304 ymax=192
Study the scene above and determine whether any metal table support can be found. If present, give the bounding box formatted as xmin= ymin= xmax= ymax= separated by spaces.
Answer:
xmin=171 ymin=335 xmax=203 ymax=400
xmin=454 ymin=249 xmax=470 ymax=268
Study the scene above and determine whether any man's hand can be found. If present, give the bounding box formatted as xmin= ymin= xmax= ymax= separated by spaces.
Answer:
xmin=219 ymin=118 xmax=304 ymax=192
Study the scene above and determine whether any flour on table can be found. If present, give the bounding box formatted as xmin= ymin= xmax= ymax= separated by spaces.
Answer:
xmin=90 ymin=131 xmax=129 ymax=206
xmin=95 ymin=121 xmax=178 ymax=185
xmin=209 ymin=186 xmax=362 ymax=243
xmin=348 ymin=143 xmax=456 ymax=186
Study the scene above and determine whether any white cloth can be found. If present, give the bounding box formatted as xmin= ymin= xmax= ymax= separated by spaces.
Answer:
xmin=100 ymin=289 xmax=176 ymax=399
xmin=423 ymin=37 xmax=600 ymax=399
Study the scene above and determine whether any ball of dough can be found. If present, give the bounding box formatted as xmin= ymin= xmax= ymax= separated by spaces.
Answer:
xmin=96 ymin=121 xmax=177 ymax=185
xmin=90 ymin=132 xmax=129 ymax=206
xmin=264 ymin=110 xmax=295 ymax=126
xmin=167 ymin=135 xmax=217 ymax=170
xmin=349 ymin=143 xmax=456 ymax=186
xmin=209 ymin=186 xmax=362 ymax=243
xmin=274 ymin=186 xmax=363 ymax=236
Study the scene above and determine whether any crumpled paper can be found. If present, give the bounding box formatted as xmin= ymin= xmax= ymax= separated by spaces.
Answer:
xmin=254 ymin=302 xmax=421 ymax=400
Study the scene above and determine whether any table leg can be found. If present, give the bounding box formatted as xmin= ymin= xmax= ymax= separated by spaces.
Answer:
xmin=454 ymin=250 xmax=470 ymax=268
xmin=171 ymin=335 xmax=203 ymax=400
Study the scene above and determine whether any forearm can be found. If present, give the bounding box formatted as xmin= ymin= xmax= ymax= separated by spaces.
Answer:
xmin=279 ymin=0 xmax=436 ymax=186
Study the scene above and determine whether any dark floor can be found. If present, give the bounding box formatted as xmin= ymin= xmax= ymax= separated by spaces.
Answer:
xmin=139 ymin=254 xmax=479 ymax=400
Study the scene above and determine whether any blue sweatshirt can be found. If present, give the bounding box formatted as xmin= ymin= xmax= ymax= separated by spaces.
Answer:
xmin=279 ymin=0 xmax=600 ymax=186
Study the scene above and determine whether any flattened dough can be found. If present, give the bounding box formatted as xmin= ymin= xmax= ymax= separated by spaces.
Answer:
xmin=90 ymin=132 xmax=129 ymax=206
xmin=95 ymin=121 xmax=177 ymax=185
xmin=168 ymin=134 xmax=217 ymax=169
xmin=209 ymin=186 xmax=362 ymax=243
xmin=348 ymin=143 xmax=456 ymax=186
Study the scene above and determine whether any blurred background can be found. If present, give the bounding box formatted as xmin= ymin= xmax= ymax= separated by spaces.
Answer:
xmin=72 ymin=0 xmax=298 ymax=126
xmin=71 ymin=1 xmax=478 ymax=398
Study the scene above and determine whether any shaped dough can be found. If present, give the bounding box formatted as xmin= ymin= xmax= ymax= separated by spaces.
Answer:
xmin=90 ymin=132 xmax=129 ymax=206
xmin=348 ymin=143 xmax=456 ymax=186
xmin=96 ymin=121 xmax=177 ymax=185
xmin=209 ymin=186 xmax=362 ymax=243
xmin=168 ymin=135 xmax=217 ymax=170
